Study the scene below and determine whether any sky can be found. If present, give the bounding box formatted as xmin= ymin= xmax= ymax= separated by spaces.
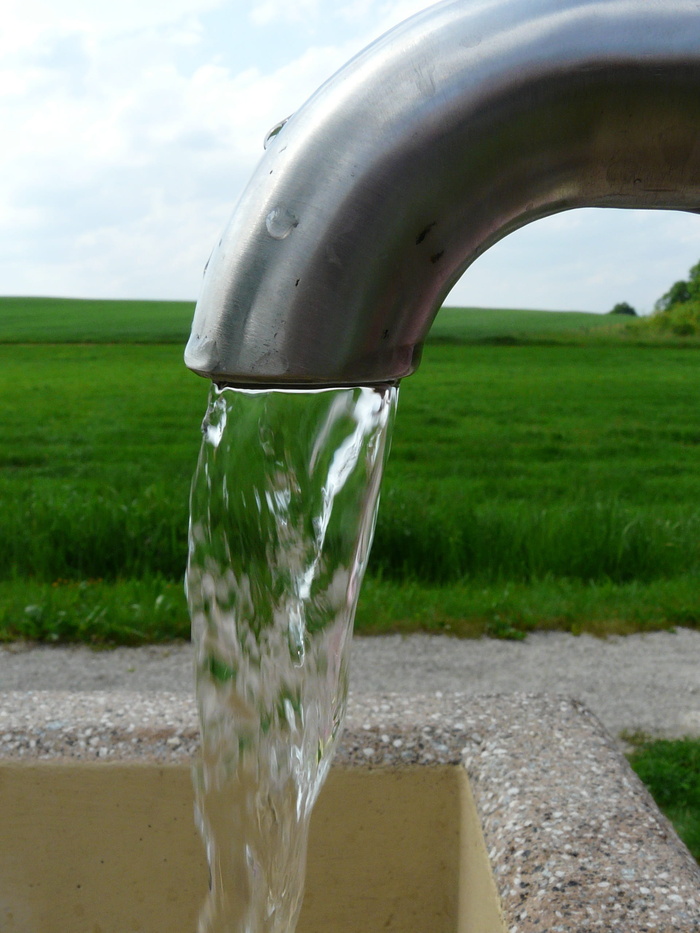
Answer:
xmin=4 ymin=0 xmax=700 ymax=315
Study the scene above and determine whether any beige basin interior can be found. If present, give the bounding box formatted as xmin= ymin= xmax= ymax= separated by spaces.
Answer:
xmin=0 ymin=761 xmax=504 ymax=933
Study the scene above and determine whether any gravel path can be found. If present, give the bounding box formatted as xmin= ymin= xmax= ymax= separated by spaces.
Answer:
xmin=2 ymin=628 xmax=699 ymax=742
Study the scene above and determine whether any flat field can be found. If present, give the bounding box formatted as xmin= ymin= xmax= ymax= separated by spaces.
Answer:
xmin=1 ymin=297 xmax=700 ymax=642
xmin=0 ymin=296 xmax=194 ymax=343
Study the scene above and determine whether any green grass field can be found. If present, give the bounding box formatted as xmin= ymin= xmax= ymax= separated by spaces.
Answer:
xmin=0 ymin=296 xmax=194 ymax=343
xmin=1 ymin=297 xmax=700 ymax=642
xmin=424 ymin=305 xmax=614 ymax=343
xmin=628 ymin=736 xmax=700 ymax=862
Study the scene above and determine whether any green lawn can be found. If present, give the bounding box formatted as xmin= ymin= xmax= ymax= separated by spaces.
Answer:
xmin=0 ymin=296 xmax=195 ymax=343
xmin=628 ymin=736 xmax=700 ymax=863
xmin=1 ymin=298 xmax=700 ymax=642
xmin=427 ymin=305 xmax=614 ymax=343
xmin=367 ymin=338 xmax=700 ymax=636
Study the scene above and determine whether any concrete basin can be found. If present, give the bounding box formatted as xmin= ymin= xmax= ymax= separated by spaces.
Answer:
xmin=0 ymin=762 xmax=502 ymax=932
xmin=1 ymin=691 xmax=698 ymax=932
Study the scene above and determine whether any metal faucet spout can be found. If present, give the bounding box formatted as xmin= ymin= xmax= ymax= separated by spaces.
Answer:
xmin=185 ymin=0 xmax=700 ymax=387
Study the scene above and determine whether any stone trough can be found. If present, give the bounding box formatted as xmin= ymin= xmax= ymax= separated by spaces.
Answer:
xmin=1 ymin=691 xmax=698 ymax=932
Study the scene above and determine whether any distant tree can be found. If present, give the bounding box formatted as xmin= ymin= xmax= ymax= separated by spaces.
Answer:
xmin=609 ymin=301 xmax=637 ymax=316
xmin=655 ymin=280 xmax=692 ymax=312
xmin=655 ymin=260 xmax=700 ymax=312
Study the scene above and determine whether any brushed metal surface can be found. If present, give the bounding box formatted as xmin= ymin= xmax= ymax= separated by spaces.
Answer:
xmin=185 ymin=0 xmax=700 ymax=387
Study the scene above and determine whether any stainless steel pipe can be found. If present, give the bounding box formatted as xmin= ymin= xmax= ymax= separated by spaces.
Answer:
xmin=185 ymin=0 xmax=700 ymax=387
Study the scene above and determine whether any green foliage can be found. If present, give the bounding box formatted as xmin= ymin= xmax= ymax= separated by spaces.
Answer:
xmin=371 ymin=494 xmax=700 ymax=585
xmin=356 ymin=576 xmax=700 ymax=638
xmin=0 ymin=484 xmax=189 ymax=581
xmin=630 ymin=738 xmax=700 ymax=809
xmin=656 ymin=299 xmax=700 ymax=336
xmin=6 ymin=573 xmax=700 ymax=645
xmin=629 ymin=738 xmax=700 ymax=862
xmin=630 ymin=299 xmax=700 ymax=338
xmin=0 ymin=342 xmax=206 ymax=584
xmin=655 ymin=259 xmax=700 ymax=313
xmin=609 ymin=301 xmax=637 ymax=316
xmin=656 ymin=279 xmax=692 ymax=313
xmin=0 ymin=577 xmax=189 ymax=645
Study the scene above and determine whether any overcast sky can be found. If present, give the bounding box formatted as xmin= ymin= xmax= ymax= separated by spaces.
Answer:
xmin=4 ymin=0 xmax=700 ymax=314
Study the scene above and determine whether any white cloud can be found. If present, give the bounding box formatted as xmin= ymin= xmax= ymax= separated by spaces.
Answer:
xmin=0 ymin=0 xmax=372 ymax=300
xmin=3 ymin=0 xmax=222 ymax=43
xmin=1 ymin=0 xmax=700 ymax=310
xmin=249 ymin=0 xmax=322 ymax=27
xmin=335 ymin=0 xmax=378 ymax=23
xmin=246 ymin=0 xmax=437 ymax=45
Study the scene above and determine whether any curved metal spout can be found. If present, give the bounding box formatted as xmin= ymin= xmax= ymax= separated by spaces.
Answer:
xmin=185 ymin=0 xmax=700 ymax=387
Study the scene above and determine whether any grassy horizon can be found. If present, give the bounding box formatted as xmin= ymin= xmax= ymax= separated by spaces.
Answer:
xmin=0 ymin=296 xmax=623 ymax=345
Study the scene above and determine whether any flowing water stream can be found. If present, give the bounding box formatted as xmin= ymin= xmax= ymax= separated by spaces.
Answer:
xmin=187 ymin=383 xmax=398 ymax=933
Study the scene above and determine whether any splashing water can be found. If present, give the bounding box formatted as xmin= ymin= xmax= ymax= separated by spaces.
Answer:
xmin=187 ymin=384 xmax=397 ymax=933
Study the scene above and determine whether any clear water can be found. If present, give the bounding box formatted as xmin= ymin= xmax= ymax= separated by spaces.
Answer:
xmin=187 ymin=383 xmax=397 ymax=933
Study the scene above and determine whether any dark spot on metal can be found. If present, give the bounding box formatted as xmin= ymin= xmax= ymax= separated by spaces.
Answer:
xmin=382 ymin=329 xmax=389 ymax=339
xmin=415 ymin=222 xmax=437 ymax=245
xmin=295 ymin=279 xmax=300 ymax=287
xmin=430 ymin=250 xmax=445 ymax=263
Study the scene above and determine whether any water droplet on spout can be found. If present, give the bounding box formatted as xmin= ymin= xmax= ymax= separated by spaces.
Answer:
xmin=266 ymin=207 xmax=299 ymax=239
xmin=263 ymin=115 xmax=292 ymax=149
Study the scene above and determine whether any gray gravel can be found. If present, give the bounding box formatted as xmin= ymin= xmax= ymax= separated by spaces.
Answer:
xmin=2 ymin=628 xmax=699 ymax=742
